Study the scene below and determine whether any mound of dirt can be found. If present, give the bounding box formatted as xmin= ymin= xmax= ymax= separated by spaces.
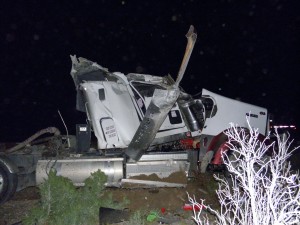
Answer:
xmin=107 ymin=172 xmax=219 ymax=212
xmin=127 ymin=171 xmax=187 ymax=184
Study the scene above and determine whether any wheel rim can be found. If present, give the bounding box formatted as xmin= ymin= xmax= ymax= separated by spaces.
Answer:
xmin=0 ymin=172 xmax=4 ymax=193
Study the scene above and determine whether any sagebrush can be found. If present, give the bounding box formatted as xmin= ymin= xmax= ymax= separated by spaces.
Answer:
xmin=23 ymin=169 xmax=126 ymax=225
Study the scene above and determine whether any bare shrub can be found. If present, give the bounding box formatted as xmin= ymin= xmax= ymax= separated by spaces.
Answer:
xmin=189 ymin=119 xmax=300 ymax=225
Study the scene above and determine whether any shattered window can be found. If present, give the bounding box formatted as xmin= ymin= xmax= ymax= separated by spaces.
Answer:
xmin=131 ymin=82 xmax=166 ymax=99
xmin=130 ymin=81 xmax=166 ymax=114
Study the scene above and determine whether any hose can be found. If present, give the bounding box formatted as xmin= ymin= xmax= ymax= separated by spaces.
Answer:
xmin=5 ymin=127 xmax=61 ymax=154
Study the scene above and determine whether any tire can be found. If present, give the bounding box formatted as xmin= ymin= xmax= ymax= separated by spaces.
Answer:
xmin=200 ymin=150 xmax=214 ymax=173
xmin=0 ymin=161 xmax=18 ymax=204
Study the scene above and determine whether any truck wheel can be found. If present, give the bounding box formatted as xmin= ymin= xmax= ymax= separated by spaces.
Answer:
xmin=0 ymin=162 xmax=18 ymax=204
xmin=200 ymin=150 xmax=214 ymax=173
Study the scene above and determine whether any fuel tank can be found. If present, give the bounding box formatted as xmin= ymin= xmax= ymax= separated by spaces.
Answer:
xmin=36 ymin=157 xmax=124 ymax=187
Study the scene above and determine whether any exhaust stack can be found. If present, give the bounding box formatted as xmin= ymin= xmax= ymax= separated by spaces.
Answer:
xmin=174 ymin=25 xmax=197 ymax=87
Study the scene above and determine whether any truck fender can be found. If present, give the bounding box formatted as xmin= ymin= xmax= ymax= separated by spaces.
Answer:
xmin=210 ymin=127 xmax=267 ymax=166
xmin=209 ymin=128 xmax=245 ymax=166
xmin=199 ymin=132 xmax=227 ymax=172
xmin=211 ymin=142 xmax=230 ymax=165
xmin=207 ymin=132 xmax=228 ymax=155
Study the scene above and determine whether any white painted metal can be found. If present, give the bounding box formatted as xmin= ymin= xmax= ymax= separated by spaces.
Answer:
xmin=201 ymin=89 xmax=268 ymax=136
xmin=81 ymin=81 xmax=140 ymax=149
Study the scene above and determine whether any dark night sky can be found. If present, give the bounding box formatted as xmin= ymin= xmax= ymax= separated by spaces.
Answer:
xmin=1 ymin=0 xmax=299 ymax=142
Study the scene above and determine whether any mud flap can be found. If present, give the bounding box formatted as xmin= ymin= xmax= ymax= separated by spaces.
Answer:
xmin=200 ymin=150 xmax=214 ymax=173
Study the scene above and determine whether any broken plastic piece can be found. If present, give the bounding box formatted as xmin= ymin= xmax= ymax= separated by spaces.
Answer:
xmin=183 ymin=203 xmax=205 ymax=211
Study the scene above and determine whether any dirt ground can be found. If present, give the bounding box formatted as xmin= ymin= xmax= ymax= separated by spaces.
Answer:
xmin=1 ymin=152 xmax=299 ymax=224
xmin=0 ymin=187 xmax=40 ymax=225
xmin=0 ymin=172 xmax=220 ymax=225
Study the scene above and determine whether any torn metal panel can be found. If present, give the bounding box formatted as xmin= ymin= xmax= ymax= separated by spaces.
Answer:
xmin=121 ymin=179 xmax=186 ymax=188
xmin=174 ymin=25 xmax=197 ymax=87
xmin=70 ymin=56 xmax=109 ymax=112
xmin=126 ymin=152 xmax=189 ymax=180
xmin=124 ymin=87 xmax=180 ymax=161
xmin=127 ymin=73 xmax=165 ymax=84
xmin=126 ymin=159 xmax=189 ymax=180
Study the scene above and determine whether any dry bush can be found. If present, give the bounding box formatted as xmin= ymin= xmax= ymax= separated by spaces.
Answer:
xmin=189 ymin=118 xmax=300 ymax=225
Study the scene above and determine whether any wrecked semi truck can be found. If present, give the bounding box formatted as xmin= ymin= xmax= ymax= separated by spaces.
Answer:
xmin=0 ymin=26 xmax=269 ymax=203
